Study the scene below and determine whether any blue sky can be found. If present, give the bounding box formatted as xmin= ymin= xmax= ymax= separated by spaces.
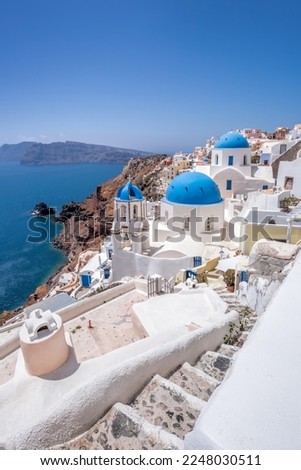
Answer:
xmin=0 ymin=0 xmax=300 ymax=153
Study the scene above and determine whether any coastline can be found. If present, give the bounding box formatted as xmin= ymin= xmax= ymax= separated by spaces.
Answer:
xmin=0 ymin=161 xmax=125 ymax=317
xmin=0 ymin=154 xmax=166 ymax=326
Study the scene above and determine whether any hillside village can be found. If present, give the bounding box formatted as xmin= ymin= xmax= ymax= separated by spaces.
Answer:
xmin=1 ymin=124 xmax=301 ymax=449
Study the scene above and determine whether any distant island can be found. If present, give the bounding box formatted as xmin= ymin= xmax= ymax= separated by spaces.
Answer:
xmin=0 ymin=141 xmax=152 ymax=165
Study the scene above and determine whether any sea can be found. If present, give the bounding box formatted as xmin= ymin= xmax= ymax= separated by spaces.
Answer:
xmin=0 ymin=162 xmax=123 ymax=312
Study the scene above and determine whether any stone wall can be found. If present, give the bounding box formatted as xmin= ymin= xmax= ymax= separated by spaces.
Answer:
xmin=239 ymin=239 xmax=299 ymax=315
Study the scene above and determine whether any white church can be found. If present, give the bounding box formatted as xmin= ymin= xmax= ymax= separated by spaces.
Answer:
xmin=111 ymin=172 xmax=228 ymax=281
xmin=195 ymin=131 xmax=274 ymax=198
xmin=109 ymin=133 xmax=279 ymax=283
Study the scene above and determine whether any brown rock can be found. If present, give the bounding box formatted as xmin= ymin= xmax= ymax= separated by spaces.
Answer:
xmin=27 ymin=284 xmax=50 ymax=305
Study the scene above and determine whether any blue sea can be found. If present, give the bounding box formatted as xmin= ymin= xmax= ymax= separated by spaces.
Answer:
xmin=0 ymin=162 xmax=123 ymax=312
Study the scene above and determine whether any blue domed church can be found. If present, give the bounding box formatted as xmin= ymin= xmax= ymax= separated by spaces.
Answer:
xmin=161 ymin=172 xmax=224 ymax=238
xmin=196 ymin=131 xmax=273 ymax=198
xmin=110 ymin=173 xmax=225 ymax=281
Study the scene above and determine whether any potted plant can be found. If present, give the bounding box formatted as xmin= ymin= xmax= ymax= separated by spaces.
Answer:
xmin=223 ymin=269 xmax=235 ymax=292
xmin=196 ymin=271 xmax=208 ymax=284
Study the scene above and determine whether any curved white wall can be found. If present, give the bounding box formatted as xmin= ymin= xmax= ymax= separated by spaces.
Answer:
xmin=112 ymin=249 xmax=193 ymax=280
xmin=160 ymin=200 xmax=224 ymax=235
xmin=2 ymin=311 xmax=238 ymax=449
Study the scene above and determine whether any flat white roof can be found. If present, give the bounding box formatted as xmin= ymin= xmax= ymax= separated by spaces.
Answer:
xmin=133 ymin=286 xmax=228 ymax=336
xmin=80 ymin=253 xmax=104 ymax=275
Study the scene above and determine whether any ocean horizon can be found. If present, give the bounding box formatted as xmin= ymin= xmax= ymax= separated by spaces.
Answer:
xmin=0 ymin=161 xmax=123 ymax=312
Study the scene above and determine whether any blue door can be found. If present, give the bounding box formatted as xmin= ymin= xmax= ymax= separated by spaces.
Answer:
xmin=81 ymin=274 xmax=91 ymax=287
xmin=186 ymin=270 xmax=197 ymax=280
xmin=240 ymin=271 xmax=248 ymax=282
xmin=104 ymin=268 xmax=110 ymax=279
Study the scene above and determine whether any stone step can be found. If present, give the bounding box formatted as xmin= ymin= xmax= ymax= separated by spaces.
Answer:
xmin=131 ymin=374 xmax=205 ymax=439
xmin=226 ymin=302 xmax=244 ymax=308
xmin=53 ymin=402 xmax=183 ymax=450
xmin=168 ymin=362 xmax=220 ymax=401
xmin=219 ymin=294 xmax=237 ymax=301
xmin=236 ymin=331 xmax=250 ymax=347
xmin=240 ymin=318 xmax=257 ymax=331
xmin=195 ymin=351 xmax=232 ymax=381
xmin=217 ymin=344 xmax=239 ymax=358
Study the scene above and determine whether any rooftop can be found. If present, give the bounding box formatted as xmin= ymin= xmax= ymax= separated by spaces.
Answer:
xmin=164 ymin=172 xmax=223 ymax=205
xmin=214 ymin=132 xmax=249 ymax=149
xmin=115 ymin=181 xmax=144 ymax=201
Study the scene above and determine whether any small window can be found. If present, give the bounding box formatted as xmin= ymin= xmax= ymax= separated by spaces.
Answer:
xmin=243 ymin=155 xmax=247 ymax=165
xmin=120 ymin=205 xmax=127 ymax=221
xmin=284 ymin=177 xmax=294 ymax=190
xmin=133 ymin=204 xmax=138 ymax=219
xmin=226 ymin=180 xmax=232 ymax=190
xmin=262 ymin=185 xmax=268 ymax=190
xmin=280 ymin=144 xmax=287 ymax=154
xmin=205 ymin=217 xmax=212 ymax=231
xmin=228 ymin=156 xmax=234 ymax=166
xmin=193 ymin=256 xmax=202 ymax=267
xmin=215 ymin=154 xmax=218 ymax=165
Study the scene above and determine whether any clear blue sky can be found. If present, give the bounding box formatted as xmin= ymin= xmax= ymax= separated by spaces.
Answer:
xmin=0 ymin=0 xmax=300 ymax=153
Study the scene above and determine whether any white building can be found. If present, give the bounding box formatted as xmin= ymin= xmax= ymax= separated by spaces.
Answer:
xmin=241 ymin=128 xmax=267 ymax=139
xmin=289 ymin=123 xmax=301 ymax=140
xmin=260 ymin=139 xmax=295 ymax=165
xmin=111 ymin=173 xmax=227 ymax=281
xmin=195 ymin=131 xmax=273 ymax=197
xmin=277 ymin=157 xmax=301 ymax=197
xmin=79 ymin=252 xmax=110 ymax=288
xmin=160 ymin=172 xmax=224 ymax=241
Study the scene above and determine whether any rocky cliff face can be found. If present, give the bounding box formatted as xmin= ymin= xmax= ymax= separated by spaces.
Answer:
xmin=21 ymin=141 xmax=152 ymax=165
xmin=0 ymin=141 xmax=36 ymax=162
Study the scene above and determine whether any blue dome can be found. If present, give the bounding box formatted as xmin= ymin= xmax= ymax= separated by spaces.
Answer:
xmin=165 ymin=172 xmax=222 ymax=205
xmin=116 ymin=181 xmax=144 ymax=201
xmin=215 ymin=132 xmax=249 ymax=149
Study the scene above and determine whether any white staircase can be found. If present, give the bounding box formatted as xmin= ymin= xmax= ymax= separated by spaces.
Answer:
xmin=52 ymin=288 xmax=257 ymax=450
